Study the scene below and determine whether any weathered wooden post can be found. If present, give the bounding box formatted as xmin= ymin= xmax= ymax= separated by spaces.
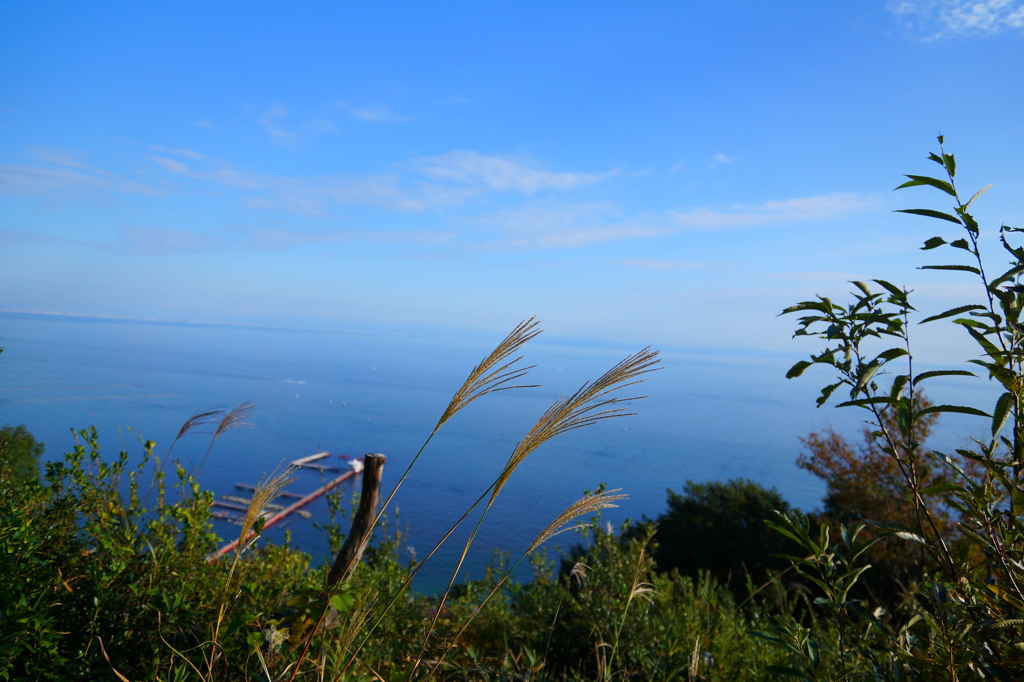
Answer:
xmin=327 ymin=453 xmax=387 ymax=587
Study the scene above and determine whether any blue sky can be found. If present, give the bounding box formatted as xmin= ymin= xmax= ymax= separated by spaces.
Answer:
xmin=1 ymin=1 xmax=1023 ymax=354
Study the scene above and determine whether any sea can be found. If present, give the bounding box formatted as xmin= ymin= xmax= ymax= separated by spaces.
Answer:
xmin=0 ymin=311 xmax=997 ymax=593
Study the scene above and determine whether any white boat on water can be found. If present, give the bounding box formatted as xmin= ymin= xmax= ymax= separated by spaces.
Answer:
xmin=348 ymin=458 xmax=364 ymax=473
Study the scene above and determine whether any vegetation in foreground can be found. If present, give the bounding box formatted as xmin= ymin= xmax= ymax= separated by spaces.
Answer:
xmin=3 ymin=138 xmax=1023 ymax=680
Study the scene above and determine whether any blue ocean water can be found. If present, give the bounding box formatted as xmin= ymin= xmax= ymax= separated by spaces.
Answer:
xmin=0 ymin=312 xmax=995 ymax=592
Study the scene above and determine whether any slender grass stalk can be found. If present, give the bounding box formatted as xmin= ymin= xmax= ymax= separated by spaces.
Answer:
xmin=542 ymin=562 xmax=590 ymax=669
xmin=372 ymin=318 xmax=541 ymax=529
xmin=414 ymin=348 xmax=660 ymax=672
xmin=423 ymin=490 xmax=628 ymax=680
xmin=604 ymin=546 xmax=655 ymax=682
xmin=208 ymin=465 xmax=296 ymax=679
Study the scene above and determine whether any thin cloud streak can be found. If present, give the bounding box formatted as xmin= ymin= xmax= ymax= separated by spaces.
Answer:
xmin=669 ymin=193 xmax=881 ymax=230
xmin=411 ymin=151 xmax=615 ymax=194
xmin=0 ymin=148 xmax=158 ymax=198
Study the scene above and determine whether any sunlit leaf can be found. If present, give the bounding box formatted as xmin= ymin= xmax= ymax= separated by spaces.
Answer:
xmin=964 ymin=183 xmax=994 ymax=210
xmin=919 ymin=483 xmax=959 ymax=495
xmin=992 ymin=392 xmax=1014 ymax=438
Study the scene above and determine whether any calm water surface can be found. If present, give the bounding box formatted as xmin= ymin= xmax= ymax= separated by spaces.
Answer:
xmin=0 ymin=312 xmax=993 ymax=591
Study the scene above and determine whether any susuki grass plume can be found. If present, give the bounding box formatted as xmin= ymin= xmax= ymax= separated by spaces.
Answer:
xmin=434 ymin=317 xmax=542 ymax=432
xmin=374 ymin=318 xmax=542 ymax=526
xmin=144 ymin=406 xmax=224 ymax=508
xmin=490 ymin=347 xmax=659 ymax=505
xmin=528 ymin=489 xmax=629 ymax=552
xmin=198 ymin=400 xmax=256 ymax=475
xmin=414 ymin=350 xmax=658 ymax=676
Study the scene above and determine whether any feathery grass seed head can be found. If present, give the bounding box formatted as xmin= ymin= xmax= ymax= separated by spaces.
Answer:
xmin=235 ymin=465 xmax=297 ymax=558
xmin=435 ymin=318 xmax=542 ymax=431
xmin=491 ymin=348 xmax=659 ymax=504
xmin=528 ymin=489 xmax=628 ymax=553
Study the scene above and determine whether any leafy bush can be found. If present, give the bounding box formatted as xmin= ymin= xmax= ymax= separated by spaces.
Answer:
xmin=0 ymin=424 xmax=43 ymax=482
xmin=774 ymin=137 xmax=1024 ymax=679
xmin=635 ymin=478 xmax=800 ymax=596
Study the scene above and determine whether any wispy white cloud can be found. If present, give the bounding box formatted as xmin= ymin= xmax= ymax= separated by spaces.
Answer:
xmin=669 ymin=193 xmax=881 ymax=230
xmin=0 ymin=148 xmax=157 ymax=198
xmin=614 ymin=259 xmax=711 ymax=270
xmin=410 ymin=151 xmax=615 ymax=194
xmin=149 ymin=153 xmax=472 ymax=214
xmin=889 ymin=0 xmax=1024 ymax=36
xmin=336 ymin=102 xmax=412 ymax=123
xmin=259 ymin=104 xmax=337 ymax=144
xmin=468 ymin=204 xmax=675 ymax=250
xmin=709 ymin=152 xmax=734 ymax=169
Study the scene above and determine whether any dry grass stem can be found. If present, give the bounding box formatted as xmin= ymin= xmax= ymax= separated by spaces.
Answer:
xmin=689 ymin=635 xmax=702 ymax=680
xmin=434 ymin=317 xmax=542 ymax=431
xmin=491 ymin=348 xmax=659 ymax=504
xmin=528 ymin=490 xmax=629 ymax=552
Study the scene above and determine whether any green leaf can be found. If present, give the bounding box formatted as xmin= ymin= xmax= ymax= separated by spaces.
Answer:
xmin=913 ymin=369 xmax=976 ymax=382
xmin=872 ymin=280 xmax=906 ymax=300
xmin=807 ymin=639 xmax=820 ymax=670
xmin=761 ymin=665 xmax=812 ymax=679
xmin=895 ymin=175 xmax=956 ymax=197
xmin=992 ymin=392 xmax=1014 ymax=438
xmin=816 ymin=381 xmax=844 ymax=408
xmin=920 ymin=236 xmax=947 ymax=250
xmin=919 ymin=483 xmax=959 ymax=495
xmin=919 ymin=264 xmax=982 ymax=275
xmin=836 ymin=396 xmax=894 ymax=409
xmin=876 ymin=347 xmax=909 ymax=362
xmin=851 ymin=280 xmax=872 ymax=296
xmin=943 ymin=152 xmax=956 ymax=177
xmin=898 ymin=208 xmax=962 ymax=225
xmin=950 ymin=238 xmax=971 ymax=251
xmin=917 ymin=404 xmax=991 ymax=419
xmin=787 ymin=360 xmax=813 ymax=379
xmin=890 ymin=374 xmax=909 ymax=400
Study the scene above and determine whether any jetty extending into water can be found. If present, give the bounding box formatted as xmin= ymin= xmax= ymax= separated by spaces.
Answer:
xmin=207 ymin=452 xmax=376 ymax=560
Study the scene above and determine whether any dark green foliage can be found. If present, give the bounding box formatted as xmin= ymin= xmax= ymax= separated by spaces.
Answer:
xmin=0 ymin=424 xmax=43 ymax=482
xmin=642 ymin=478 xmax=799 ymax=594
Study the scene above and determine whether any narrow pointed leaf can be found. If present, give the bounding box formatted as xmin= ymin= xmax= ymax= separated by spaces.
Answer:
xmin=898 ymin=208 xmax=962 ymax=225
xmin=896 ymin=175 xmax=956 ymax=197
xmin=964 ymin=183 xmax=994 ymax=209
xmin=992 ymin=391 xmax=1014 ymax=437
xmin=894 ymin=531 xmax=929 ymax=545
xmin=917 ymin=404 xmax=990 ymax=419
xmin=919 ymin=483 xmax=960 ymax=495
xmin=913 ymin=370 xmax=976 ymax=382
xmin=919 ymin=264 xmax=981 ymax=275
